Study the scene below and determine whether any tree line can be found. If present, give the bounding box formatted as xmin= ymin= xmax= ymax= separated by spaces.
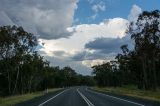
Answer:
xmin=0 ymin=26 xmax=95 ymax=96
xmin=0 ymin=9 xmax=159 ymax=97
xmin=92 ymin=10 xmax=160 ymax=90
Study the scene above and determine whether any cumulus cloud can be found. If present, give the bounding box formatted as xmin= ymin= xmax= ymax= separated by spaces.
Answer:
xmin=71 ymin=50 xmax=105 ymax=61
xmin=128 ymin=4 xmax=142 ymax=22
xmin=0 ymin=0 xmax=78 ymax=39
xmin=71 ymin=50 xmax=116 ymax=67
xmin=85 ymin=35 xmax=133 ymax=54
xmin=41 ymin=53 xmax=92 ymax=75
xmin=38 ymin=17 xmax=128 ymax=72
xmin=39 ymin=18 xmax=128 ymax=55
xmin=38 ymin=49 xmax=92 ymax=75
xmin=70 ymin=35 xmax=133 ymax=63
xmin=75 ymin=35 xmax=133 ymax=68
xmin=0 ymin=1 xmax=142 ymax=74
xmin=37 ymin=4 xmax=143 ymax=74
xmin=82 ymin=59 xmax=107 ymax=67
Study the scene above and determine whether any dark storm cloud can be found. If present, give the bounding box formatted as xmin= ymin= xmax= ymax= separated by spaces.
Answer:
xmin=71 ymin=50 xmax=116 ymax=61
xmin=85 ymin=35 xmax=133 ymax=54
xmin=70 ymin=35 xmax=134 ymax=61
xmin=0 ymin=0 xmax=78 ymax=39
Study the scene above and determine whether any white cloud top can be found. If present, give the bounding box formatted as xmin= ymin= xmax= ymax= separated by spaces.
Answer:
xmin=128 ymin=4 xmax=142 ymax=22
xmin=40 ymin=17 xmax=128 ymax=54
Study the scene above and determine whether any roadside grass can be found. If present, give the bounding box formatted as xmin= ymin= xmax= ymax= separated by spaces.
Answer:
xmin=93 ymin=85 xmax=160 ymax=102
xmin=0 ymin=88 xmax=63 ymax=106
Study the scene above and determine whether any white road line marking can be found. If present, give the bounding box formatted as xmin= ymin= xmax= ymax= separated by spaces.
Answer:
xmin=86 ymin=88 xmax=145 ymax=106
xmin=38 ymin=89 xmax=69 ymax=106
xmin=77 ymin=88 xmax=94 ymax=106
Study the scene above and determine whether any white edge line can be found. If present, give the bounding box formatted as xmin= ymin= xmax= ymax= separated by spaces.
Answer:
xmin=77 ymin=88 xmax=94 ymax=106
xmin=38 ymin=89 xmax=68 ymax=106
xmin=86 ymin=88 xmax=145 ymax=106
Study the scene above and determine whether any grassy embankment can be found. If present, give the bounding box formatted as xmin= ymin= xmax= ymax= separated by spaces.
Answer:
xmin=93 ymin=85 xmax=160 ymax=102
xmin=0 ymin=88 xmax=63 ymax=106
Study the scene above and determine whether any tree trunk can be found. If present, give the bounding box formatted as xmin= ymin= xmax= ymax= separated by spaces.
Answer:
xmin=152 ymin=55 xmax=157 ymax=91
xmin=20 ymin=74 xmax=24 ymax=94
xmin=13 ymin=66 xmax=20 ymax=94
xmin=28 ymin=76 xmax=33 ymax=93
xmin=142 ymin=55 xmax=148 ymax=90
xmin=7 ymin=69 xmax=11 ymax=94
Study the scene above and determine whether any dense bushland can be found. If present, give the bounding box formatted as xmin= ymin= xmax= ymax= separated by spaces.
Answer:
xmin=92 ymin=10 xmax=160 ymax=90
xmin=0 ymin=26 xmax=95 ymax=96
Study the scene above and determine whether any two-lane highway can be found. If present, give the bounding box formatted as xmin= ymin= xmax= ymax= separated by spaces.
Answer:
xmin=16 ymin=87 xmax=160 ymax=106
xmin=38 ymin=87 xmax=87 ymax=106
xmin=79 ymin=88 xmax=144 ymax=106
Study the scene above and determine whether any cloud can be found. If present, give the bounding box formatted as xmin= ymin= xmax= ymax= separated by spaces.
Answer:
xmin=0 ymin=11 xmax=14 ymax=26
xmin=71 ymin=50 xmax=105 ymax=61
xmin=72 ymin=35 xmax=133 ymax=68
xmin=38 ymin=49 xmax=92 ymax=75
xmin=39 ymin=17 xmax=128 ymax=55
xmin=71 ymin=50 xmax=116 ymax=67
xmin=128 ymin=4 xmax=142 ymax=22
xmin=38 ymin=17 xmax=128 ymax=72
xmin=0 ymin=0 xmax=78 ymax=39
xmin=90 ymin=1 xmax=106 ymax=19
xmin=90 ymin=14 xmax=98 ymax=20
xmin=0 ymin=1 xmax=144 ymax=75
xmin=70 ymin=35 xmax=133 ymax=63
xmin=85 ymin=35 xmax=133 ymax=53
xmin=82 ymin=59 xmax=107 ymax=67
xmin=37 ymin=4 xmax=141 ymax=74
xmin=41 ymin=52 xmax=92 ymax=75
xmin=92 ymin=2 xmax=106 ymax=13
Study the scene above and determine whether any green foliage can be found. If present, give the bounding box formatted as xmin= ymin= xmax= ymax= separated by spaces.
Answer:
xmin=92 ymin=61 xmax=122 ymax=87
xmin=0 ymin=25 xmax=95 ymax=97
xmin=92 ymin=10 xmax=160 ymax=90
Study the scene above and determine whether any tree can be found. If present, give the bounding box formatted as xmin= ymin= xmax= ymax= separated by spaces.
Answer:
xmin=127 ymin=10 xmax=160 ymax=90
xmin=92 ymin=62 xmax=121 ymax=87
xmin=0 ymin=25 xmax=37 ymax=95
xmin=92 ymin=10 xmax=160 ymax=90
xmin=0 ymin=25 xmax=96 ymax=96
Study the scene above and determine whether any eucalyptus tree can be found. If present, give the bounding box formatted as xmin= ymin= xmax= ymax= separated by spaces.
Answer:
xmin=127 ymin=10 xmax=160 ymax=90
xmin=0 ymin=25 xmax=37 ymax=94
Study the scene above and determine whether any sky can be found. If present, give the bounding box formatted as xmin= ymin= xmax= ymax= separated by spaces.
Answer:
xmin=0 ymin=0 xmax=160 ymax=75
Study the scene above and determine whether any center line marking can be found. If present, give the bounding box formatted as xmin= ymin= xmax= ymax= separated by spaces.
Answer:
xmin=77 ymin=88 xmax=94 ymax=106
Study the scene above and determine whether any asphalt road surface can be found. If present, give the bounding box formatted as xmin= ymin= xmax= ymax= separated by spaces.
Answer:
xmin=16 ymin=87 xmax=160 ymax=106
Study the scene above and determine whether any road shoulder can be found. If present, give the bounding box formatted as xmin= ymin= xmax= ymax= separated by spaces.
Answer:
xmin=15 ymin=88 xmax=64 ymax=106
xmin=90 ymin=87 xmax=160 ymax=106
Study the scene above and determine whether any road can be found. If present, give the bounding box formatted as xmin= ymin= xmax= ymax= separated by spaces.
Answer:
xmin=16 ymin=87 xmax=160 ymax=106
